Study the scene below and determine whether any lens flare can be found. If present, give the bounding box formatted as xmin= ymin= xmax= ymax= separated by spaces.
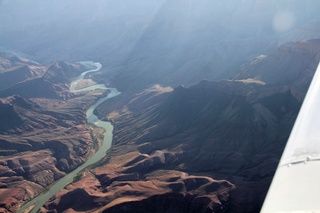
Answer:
xmin=273 ymin=10 xmax=295 ymax=33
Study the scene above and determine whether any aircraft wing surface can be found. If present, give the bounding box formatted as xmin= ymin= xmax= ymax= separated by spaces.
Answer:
xmin=261 ymin=62 xmax=320 ymax=212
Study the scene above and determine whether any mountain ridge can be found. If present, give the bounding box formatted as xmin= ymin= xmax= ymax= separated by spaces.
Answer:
xmin=0 ymin=53 xmax=105 ymax=212
xmin=43 ymin=39 xmax=319 ymax=212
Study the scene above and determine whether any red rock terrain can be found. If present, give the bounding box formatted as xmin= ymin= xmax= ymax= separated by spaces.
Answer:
xmin=0 ymin=53 xmax=105 ymax=212
xmin=1 ymin=2 xmax=320 ymax=212
xmin=0 ymin=59 xmax=85 ymax=99
xmin=43 ymin=39 xmax=320 ymax=213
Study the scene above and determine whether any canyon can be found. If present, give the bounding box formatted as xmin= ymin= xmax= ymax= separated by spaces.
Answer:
xmin=0 ymin=54 xmax=106 ymax=212
xmin=1 ymin=1 xmax=320 ymax=212
xmin=42 ymin=40 xmax=320 ymax=212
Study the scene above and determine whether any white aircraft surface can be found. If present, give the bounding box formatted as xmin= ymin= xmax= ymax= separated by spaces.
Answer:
xmin=261 ymin=62 xmax=320 ymax=212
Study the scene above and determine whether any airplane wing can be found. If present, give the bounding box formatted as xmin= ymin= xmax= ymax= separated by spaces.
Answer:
xmin=261 ymin=62 xmax=320 ymax=212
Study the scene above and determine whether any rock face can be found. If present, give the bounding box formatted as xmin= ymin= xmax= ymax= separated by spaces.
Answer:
xmin=0 ymin=53 xmax=101 ymax=212
xmin=0 ymin=59 xmax=85 ymax=99
xmin=45 ymin=39 xmax=320 ymax=212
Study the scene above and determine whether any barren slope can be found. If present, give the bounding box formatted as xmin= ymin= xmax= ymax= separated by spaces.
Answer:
xmin=45 ymin=39 xmax=320 ymax=213
xmin=0 ymin=54 xmax=104 ymax=212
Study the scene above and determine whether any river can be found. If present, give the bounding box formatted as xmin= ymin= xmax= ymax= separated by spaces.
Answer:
xmin=17 ymin=61 xmax=120 ymax=213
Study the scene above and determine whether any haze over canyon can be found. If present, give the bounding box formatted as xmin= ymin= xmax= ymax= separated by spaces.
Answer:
xmin=1 ymin=1 xmax=320 ymax=212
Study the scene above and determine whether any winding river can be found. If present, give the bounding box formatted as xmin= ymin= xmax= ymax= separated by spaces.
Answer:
xmin=18 ymin=61 xmax=120 ymax=213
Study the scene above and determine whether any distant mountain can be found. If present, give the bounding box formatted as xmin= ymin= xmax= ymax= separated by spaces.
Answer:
xmin=235 ymin=39 xmax=320 ymax=100
xmin=99 ymin=1 xmax=320 ymax=91
xmin=1 ymin=1 xmax=320 ymax=91
xmin=46 ymin=39 xmax=320 ymax=212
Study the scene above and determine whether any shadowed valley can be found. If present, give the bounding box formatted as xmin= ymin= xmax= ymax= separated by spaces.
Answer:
xmin=43 ymin=40 xmax=320 ymax=212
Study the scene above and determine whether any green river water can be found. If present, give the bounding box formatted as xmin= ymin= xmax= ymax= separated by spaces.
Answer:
xmin=17 ymin=61 xmax=120 ymax=213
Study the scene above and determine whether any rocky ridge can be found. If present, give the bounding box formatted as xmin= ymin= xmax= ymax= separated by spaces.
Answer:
xmin=45 ymin=39 xmax=320 ymax=212
xmin=0 ymin=60 xmax=85 ymax=100
xmin=0 ymin=53 xmax=103 ymax=212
